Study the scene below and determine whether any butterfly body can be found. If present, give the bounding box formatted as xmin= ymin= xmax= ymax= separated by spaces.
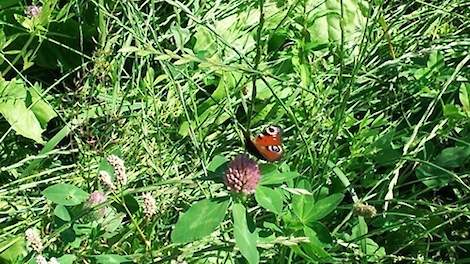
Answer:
xmin=246 ymin=125 xmax=283 ymax=162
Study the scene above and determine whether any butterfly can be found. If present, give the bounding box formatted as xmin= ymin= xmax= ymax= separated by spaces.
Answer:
xmin=245 ymin=125 xmax=283 ymax=162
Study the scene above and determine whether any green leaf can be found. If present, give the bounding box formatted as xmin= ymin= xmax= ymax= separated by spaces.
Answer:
xmin=435 ymin=146 xmax=470 ymax=168
xmin=351 ymin=217 xmax=368 ymax=256
xmin=459 ymin=83 xmax=470 ymax=113
xmin=171 ymin=198 xmax=230 ymax=243
xmin=306 ymin=0 xmax=367 ymax=54
xmin=302 ymin=226 xmax=332 ymax=261
xmin=309 ymin=222 xmax=333 ymax=244
xmin=232 ymin=203 xmax=259 ymax=264
xmin=92 ymin=254 xmax=133 ymax=264
xmin=54 ymin=205 xmax=71 ymax=221
xmin=261 ymin=170 xmax=300 ymax=185
xmin=42 ymin=183 xmax=89 ymax=206
xmin=416 ymin=163 xmax=450 ymax=188
xmin=309 ymin=193 xmax=344 ymax=221
xmin=57 ymin=254 xmax=77 ymax=264
xmin=443 ymin=104 xmax=466 ymax=119
xmin=207 ymin=155 xmax=228 ymax=172
xmin=292 ymin=180 xmax=316 ymax=225
xmin=255 ymin=186 xmax=284 ymax=214
xmin=0 ymin=80 xmax=44 ymax=143
xmin=0 ymin=236 xmax=26 ymax=263
xmin=28 ymin=85 xmax=57 ymax=127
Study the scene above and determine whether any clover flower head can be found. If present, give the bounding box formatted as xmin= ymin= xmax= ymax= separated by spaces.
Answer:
xmin=224 ymin=155 xmax=260 ymax=194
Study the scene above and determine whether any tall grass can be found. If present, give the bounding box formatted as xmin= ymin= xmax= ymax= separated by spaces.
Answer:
xmin=0 ymin=0 xmax=469 ymax=263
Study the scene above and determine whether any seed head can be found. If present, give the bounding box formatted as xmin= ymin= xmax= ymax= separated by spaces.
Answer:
xmin=25 ymin=228 xmax=43 ymax=253
xmin=99 ymin=170 xmax=116 ymax=190
xmin=107 ymin=155 xmax=127 ymax=186
xmin=354 ymin=202 xmax=377 ymax=218
xmin=224 ymin=155 xmax=260 ymax=194
xmin=142 ymin=192 xmax=157 ymax=218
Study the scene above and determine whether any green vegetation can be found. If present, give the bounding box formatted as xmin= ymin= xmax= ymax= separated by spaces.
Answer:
xmin=1 ymin=0 xmax=469 ymax=263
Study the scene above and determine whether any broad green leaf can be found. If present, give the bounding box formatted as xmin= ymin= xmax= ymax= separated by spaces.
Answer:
xmin=232 ymin=203 xmax=259 ymax=264
xmin=207 ymin=155 xmax=228 ymax=172
xmin=0 ymin=236 xmax=26 ymax=263
xmin=0 ymin=79 xmax=43 ymax=143
xmin=92 ymin=254 xmax=133 ymax=264
xmin=435 ymin=146 xmax=470 ymax=168
xmin=0 ymin=97 xmax=44 ymax=143
xmin=54 ymin=205 xmax=71 ymax=221
xmin=443 ymin=104 xmax=466 ymax=119
xmin=255 ymin=186 xmax=284 ymax=214
xmin=416 ymin=164 xmax=450 ymax=188
xmin=459 ymin=83 xmax=470 ymax=113
xmin=42 ymin=183 xmax=89 ymax=206
xmin=0 ymin=79 xmax=55 ymax=144
xmin=306 ymin=0 xmax=367 ymax=55
xmin=28 ymin=85 xmax=57 ymax=127
xmin=351 ymin=217 xmax=368 ymax=257
xmin=309 ymin=193 xmax=344 ymax=221
xmin=302 ymin=226 xmax=332 ymax=261
xmin=171 ymin=198 xmax=230 ymax=243
xmin=427 ymin=50 xmax=444 ymax=69
xmin=57 ymin=254 xmax=77 ymax=264
xmin=292 ymin=180 xmax=316 ymax=225
xmin=364 ymin=238 xmax=386 ymax=262
xmin=309 ymin=222 xmax=333 ymax=244
xmin=261 ymin=171 xmax=300 ymax=185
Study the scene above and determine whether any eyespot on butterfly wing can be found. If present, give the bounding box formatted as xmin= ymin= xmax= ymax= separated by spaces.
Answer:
xmin=245 ymin=125 xmax=283 ymax=162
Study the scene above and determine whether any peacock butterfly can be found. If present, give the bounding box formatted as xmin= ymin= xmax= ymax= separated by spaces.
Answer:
xmin=246 ymin=125 xmax=283 ymax=162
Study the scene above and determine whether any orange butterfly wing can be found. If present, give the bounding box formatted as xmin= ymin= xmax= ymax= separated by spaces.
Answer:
xmin=247 ymin=126 xmax=283 ymax=161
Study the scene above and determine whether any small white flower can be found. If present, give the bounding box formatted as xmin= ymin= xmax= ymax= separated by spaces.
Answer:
xmin=49 ymin=257 xmax=60 ymax=264
xmin=142 ymin=193 xmax=157 ymax=218
xmin=99 ymin=170 xmax=116 ymax=190
xmin=25 ymin=5 xmax=42 ymax=18
xmin=35 ymin=255 xmax=48 ymax=264
xmin=107 ymin=155 xmax=127 ymax=186
xmin=25 ymin=228 xmax=43 ymax=253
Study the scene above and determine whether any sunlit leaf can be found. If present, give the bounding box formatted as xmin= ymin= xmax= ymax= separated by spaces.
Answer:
xmin=43 ymin=184 xmax=89 ymax=206
xmin=302 ymin=226 xmax=332 ymax=261
xmin=255 ymin=186 xmax=284 ymax=214
xmin=57 ymin=254 xmax=77 ymax=264
xmin=171 ymin=198 xmax=230 ymax=243
xmin=0 ymin=236 xmax=26 ymax=263
xmin=459 ymin=83 xmax=470 ymax=113
xmin=233 ymin=202 xmax=259 ymax=264
xmin=309 ymin=193 xmax=344 ymax=221
xmin=0 ymin=79 xmax=44 ymax=143
xmin=54 ymin=205 xmax=71 ymax=221
xmin=92 ymin=254 xmax=133 ymax=264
